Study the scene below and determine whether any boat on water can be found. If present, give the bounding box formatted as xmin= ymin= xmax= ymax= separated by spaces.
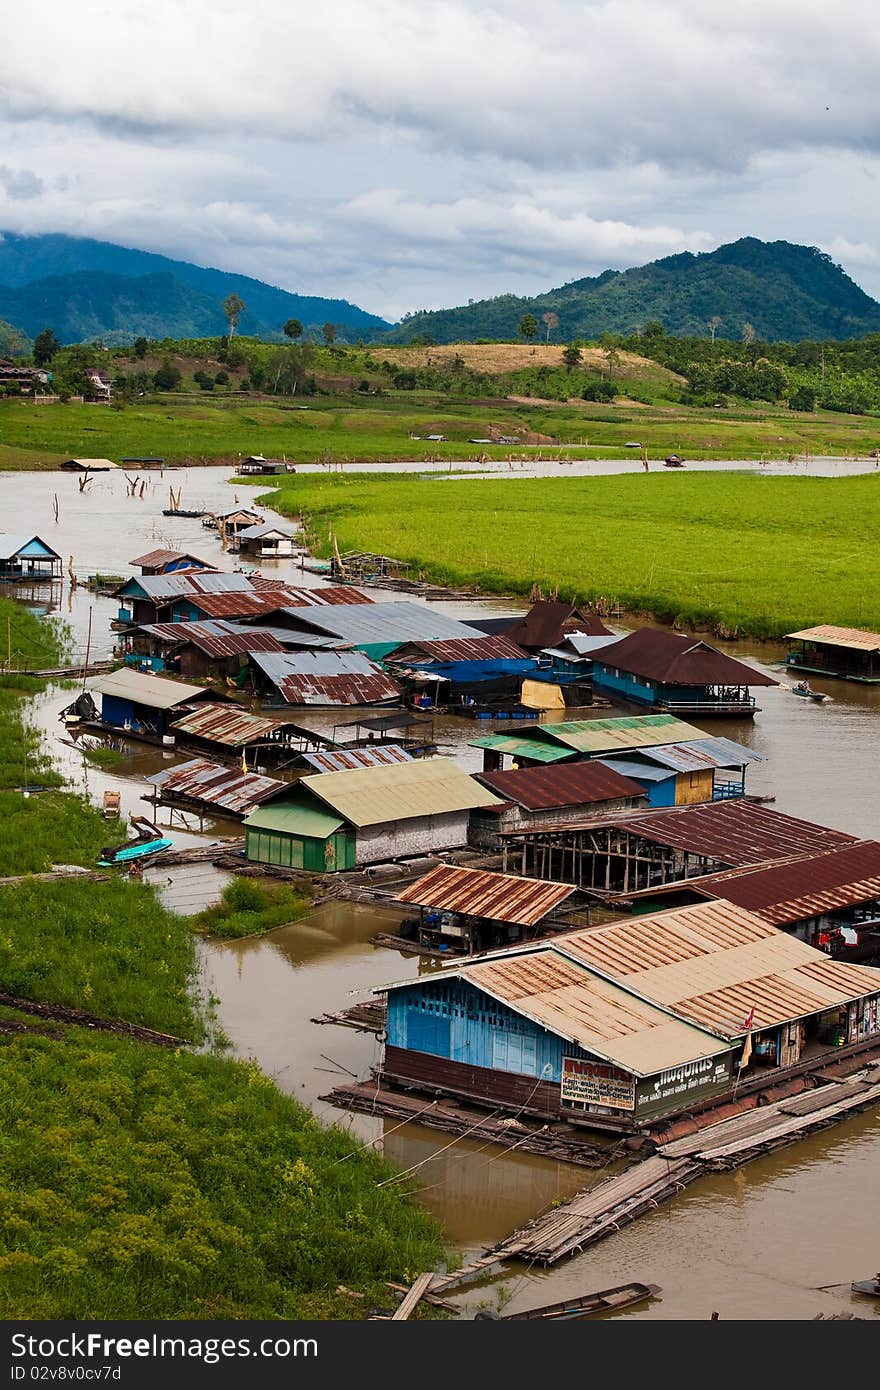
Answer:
xmin=162 ymin=508 xmax=207 ymax=518
xmin=98 ymin=837 xmax=173 ymax=867
xmin=790 ymin=682 xmax=828 ymax=702
xmin=102 ymin=790 xmax=121 ymax=819
xmin=851 ymin=1275 xmax=880 ymax=1299
xmin=498 ymin=1281 xmax=661 ymax=1320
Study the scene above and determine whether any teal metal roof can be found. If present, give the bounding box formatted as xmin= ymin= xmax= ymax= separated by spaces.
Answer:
xmin=469 ymin=734 xmax=573 ymax=764
xmin=243 ymin=801 xmax=345 ymax=838
xmin=538 ymin=713 xmax=705 ymax=754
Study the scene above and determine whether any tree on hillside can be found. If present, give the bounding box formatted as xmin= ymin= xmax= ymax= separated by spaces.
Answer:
xmin=519 ymin=313 xmax=538 ymax=342
xmin=742 ymin=322 xmax=756 ymax=344
xmin=322 ymin=323 xmax=337 ymax=345
xmin=283 ymin=318 xmax=303 ymax=341
xmin=600 ymin=332 xmax=621 ymax=377
xmin=133 ymin=336 xmax=149 ymax=359
xmin=223 ymin=293 xmax=246 ymax=339
xmin=708 ymin=315 xmax=723 ymax=343
xmin=541 ymin=311 xmax=560 ymax=343
xmin=266 ymin=343 xmax=314 ymax=395
xmin=562 ymin=344 xmax=582 ymax=367
xmin=643 ymin=320 xmax=665 ymax=339
xmin=33 ymin=328 xmax=61 ymax=367
xmin=153 ymin=360 xmax=182 ymax=391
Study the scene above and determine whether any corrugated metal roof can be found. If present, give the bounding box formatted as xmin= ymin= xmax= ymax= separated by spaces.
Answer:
xmin=145 ymin=758 xmax=284 ymax=815
xmin=505 ymin=800 xmax=855 ymax=865
xmin=396 ymin=864 xmax=575 ymax=925
xmin=594 ymin=629 xmax=777 ymax=687
xmin=88 ymin=667 xmax=208 ymax=709
xmin=600 ymin=737 xmax=764 ymax=774
xmin=249 ymin=650 xmax=400 ymax=706
xmin=554 ymin=900 xmax=880 ymax=1037
xmin=0 ymin=532 xmax=61 ymax=561
xmin=276 ymin=586 xmax=374 ymax=607
xmin=237 ymin=523 xmax=295 ymax=540
xmin=129 ymin=571 xmax=254 ymax=599
xmin=469 ymin=735 xmax=573 ymax=764
xmin=301 ymin=745 xmax=413 ymax=772
xmin=785 ymin=625 xmax=880 ymax=652
xmin=300 ymin=757 xmax=503 ymax=827
xmin=596 ymin=758 xmax=676 ymax=784
xmin=170 ymin=701 xmax=281 ymax=746
xmin=277 ymin=601 xmax=483 ymax=646
xmin=388 ymin=636 xmax=528 ymax=663
xmin=130 ymin=549 xmax=207 ymax=569
xmin=504 ymin=602 xmax=612 ymax=650
xmin=539 ymin=713 xmax=706 ymax=754
xmin=562 ymin=633 xmax=622 ymax=656
xmin=139 ymin=619 xmax=285 ymax=658
xmin=192 ymin=591 xmax=297 ymax=620
xmin=626 ymin=840 xmax=880 ymax=926
xmin=476 ymin=761 xmax=645 ymax=811
xmin=243 ymin=801 xmax=345 ymax=837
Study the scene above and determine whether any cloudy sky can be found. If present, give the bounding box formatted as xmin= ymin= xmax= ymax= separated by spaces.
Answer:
xmin=1 ymin=1 xmax=879 ymax=320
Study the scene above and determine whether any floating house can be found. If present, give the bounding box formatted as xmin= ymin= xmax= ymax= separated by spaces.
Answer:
xmin=234 ymin=523 xmax=297 ymax=559
xmin=113 ymin=572 xmax=296 ymax=626
xmin=502 ymin=602 xmax=613 ymax=652
xmin=784 ymin=625 xmax=880 ymax=684
xmin=332 ymin=710 xmax=437 ymax=754
xmin=145 ymin=757 xmax=285 ymax=819
xmin=540 ymin=632 xmax=622 ymax=681
xmin=243 ymin=757 xmax=503 ymax=871
xmin=248 ymin=649 xmax=401 ymax=707
xmin=471 ymin=713 xmax=706 ymax=772
xmin=120 ymin=457 xmax=164 ymax=469
xmin=590 ymin=629 xmax=776 ymax=716
xmin=379 ymin=900 xmax=880 ymax=1130
xmin=501 ymin=799 xmax=855 ymax=897
xmin=237 ymin=456 xmax=289 ymax=475
xmin=469 ymin=761 xmax=647 ymax=849
xmin=129 ymin=549 xmax=210 ymax=576
xmin=86 ymin=667 xmax=211 ymax=736
xmin=299 ymin=745 xmax=413 ymax=773
xmin=595 ymin=736 xmax=765 ymax=807
xmin=59 ymin=458 xmax=117 ymax=471
xmin=271 ymin=600 xmax=485 ymax=660
xmin=0 ymin=533 xmax=62 ymax=582
xmin=607 ymin=839 xmax=880 ymax=960
xmin=129 ymin=619 xmax=286 ymax=679
xmin=168 ymin=701 xmax=330 ymax=764
xmin=204 ymin=507 xmax=264 ymax=536
xmin=385 ymin=633 xmax=595 ymax=711
xmin=394 ymin=863 xmax=580 ymax=952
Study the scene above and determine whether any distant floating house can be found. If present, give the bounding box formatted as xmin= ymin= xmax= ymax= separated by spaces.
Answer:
xmin=596 ymin=736 xmax=765 ymax=808
xmin=86 ymin=667 xmax=211 ymax=737
xmin=0 ymin=533 xmax=62 ymax=582
xmin=59 ymin=458 xmax=117 ymax=472
xmin=130 ymin=619 xmax=286 ymax=679
xmin=503 ymin=602 xmax=613 ymax=653
xmin=129 ymin=548 xmax=210 ymax=576
xmin=243 ymin=757 xmax=502 ymax=871
xmin=237 ymin=456 xmax=289 ymax=475
xmin=470 ymin=761 xmax=647 ymax=849
xmin=204 ymin=507 xmax=264 ymax=536
xmin=248 ymin=649 xmax=401 ymax=707
xmin=471 ymin=713 xmax=707 ymax=773
xmin=145 ymin=756 xmax=285 ymax=819
xmin=271 ymin=600 xmax=485 ymax=660
xmin=590 ymin=628 xmax=777 ymax=717
xmin=120 ymin=457 xmax=165 ymax=469
xmin=784 ymin=625 xmax=880 ymax=684
xmin=394 ymin=863 xmax=579 ymax=952
xmin=235 ymin=523 xmax=297 ymax=560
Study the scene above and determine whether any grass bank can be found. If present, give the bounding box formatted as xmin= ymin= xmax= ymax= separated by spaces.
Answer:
xmin=265 ymin=470 xmax=880 ymax=638
xmin=191 ymin=877 xmax=310 ymax=940
xmin=0 ymin=601 xmax=447 ymax=1317
xmin=2 ymin=390 xmax=879 ymax=470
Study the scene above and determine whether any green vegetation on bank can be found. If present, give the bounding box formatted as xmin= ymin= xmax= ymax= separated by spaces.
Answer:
xmin=191 ymin=877 xmax=310 ymax=940
xmin=0 ymin=601 xmax=446 ymax=1318
xmin=265 ymin=470 xmax=880 ymax=639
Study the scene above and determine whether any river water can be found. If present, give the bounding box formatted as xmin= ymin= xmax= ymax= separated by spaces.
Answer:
xmin=7 ymin=465 xmax=880 ymax=1320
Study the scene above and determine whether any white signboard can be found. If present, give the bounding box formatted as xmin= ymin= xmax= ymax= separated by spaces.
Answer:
xmin=561 ymin=1057 xmax=635 ymax=1111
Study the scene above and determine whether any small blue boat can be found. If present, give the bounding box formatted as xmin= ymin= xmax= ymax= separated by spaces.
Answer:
xmin=98 ymin=838 xmax=173 ymax=867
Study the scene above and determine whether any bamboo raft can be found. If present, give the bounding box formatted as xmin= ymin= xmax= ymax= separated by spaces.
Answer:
xmin=311 ymin=1002 xmax=386 ymax=1033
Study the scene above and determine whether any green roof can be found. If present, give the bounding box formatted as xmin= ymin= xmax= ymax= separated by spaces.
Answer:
xmin=243 ymin=801 xmax=345 ymax=839
xmin=538 ymin=714 xmax=705 ymax=754
xmin=469 ymin=735 xmax=573 ymax=764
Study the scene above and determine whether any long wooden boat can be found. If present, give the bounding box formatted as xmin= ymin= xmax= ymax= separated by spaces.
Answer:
xmin=98 ymin=838 xmax=173 ymax=867
xmin=851 ymin=1277 xmax=880 ymax=1298
xmin=790 ymin=686 xmax=828 ymax=702
xmin=162 ymin=508 xmax=206 ymax=518
xmin=501 ymin=1281 xmax=661 ymax=1320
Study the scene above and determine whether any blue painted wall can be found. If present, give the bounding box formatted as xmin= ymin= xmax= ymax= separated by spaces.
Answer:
xmin=591 ymin=665 xmax=657 ymax=704
xmin=101 ymin=694 xmax=168 ymax=733
xmin=387 ymin=976 xmax=594 ymax=1081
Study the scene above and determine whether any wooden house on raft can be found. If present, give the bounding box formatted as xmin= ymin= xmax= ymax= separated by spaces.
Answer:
xmin=234 ymin=523 xmax=297 ymax=560
xmin=84 ymin=668 xmax=213 ymax=737
xmin=595 ymin=735 xmax=765 ymax=807
xmin=242 ymin=757 xmax=503 ymax=871
xmin=469 ymin=761 xmax=647 ymax=849
xmin=470 ymin=713 xmax=706 ymax=773
xmin=378 ymin=900 xmax=880 ymax=1132
xmin=129 ymin=548 xmax=211 ymax=576
xmin=501 ymin=798 xmax=855 ymax=898
xmin=393 ymin=863 xmax=581 ymax=953
xmin=0 ymin=533 xmax=62 ymax=582
xmin=784 ymin=625 xmax=880 ymax=684
xmin=590 ymin=628 xmax=777 ymax=717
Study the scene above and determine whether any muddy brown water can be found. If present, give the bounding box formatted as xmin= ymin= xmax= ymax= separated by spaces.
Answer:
xmin=7 ymin=466 xmax=880 ymax=1319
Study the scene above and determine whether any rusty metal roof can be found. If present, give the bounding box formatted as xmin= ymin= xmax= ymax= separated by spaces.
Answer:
xmin=476 ymin=761 xmax=645 ymax=811
xmin=593 ymin=629 xmax=777 ymax=687
xmin=169 ymin=701 xmax=281 ymax=746
xmin=130 ymin=549 xmax=208 ymax=570
xmin=387 ymin=635 xmax=528 ymax=663
xmin=504 ymin=602 xmax=612 ymax=650
xmin=192 ymin=590 xmax=298 ymax=619
xmin=274 ymin=585 xmax=374 ymax=607
xmin=145 ymin=758 xmax=284 ymax=815
xmin=301 ymin=756 xmax=503 ymax=827
xmin=249 ymin=650 xmax=400 ymax=706
xmin=139 ymin=619 xmax=285 ymax=658
xmin=554 ymin=900 xmax=880 ymax=1037
xmin=396 ymin=863 xmax=575 ymax=925
xmin=505 ymin=800 xmax=855 ymax=866
xmin=301 ymin=745 xmax=413 ymax=772
xmin=621 ymin=840 xmax=880 ymax=925
xmin=784 ymin=624 xmax=880 ymax=652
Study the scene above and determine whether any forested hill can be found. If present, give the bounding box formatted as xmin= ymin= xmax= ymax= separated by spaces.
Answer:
xmin=0 ymin=232 xmax=392 ymax=343
xmin=384 ymin=239 xmax=880 ymax=344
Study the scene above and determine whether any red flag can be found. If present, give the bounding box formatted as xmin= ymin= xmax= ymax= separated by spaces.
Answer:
xmin=742 ymin=1006 xmax=755 ymax=1030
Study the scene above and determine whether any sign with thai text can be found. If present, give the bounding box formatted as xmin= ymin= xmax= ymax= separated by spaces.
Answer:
xmin=635 ymin=1053 xmax=734 ymax=1122
xmin=561 ymin=1057 xmax=635 ymax=1111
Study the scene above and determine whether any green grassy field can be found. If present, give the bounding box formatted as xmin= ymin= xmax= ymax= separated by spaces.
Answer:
xmin=267 ymin=470 xmax=880 ymax=638
xmin=0 ymin=600 xmax=447 ymax=1318
xmin=1 ymin=391 xmax=879 ymax=469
